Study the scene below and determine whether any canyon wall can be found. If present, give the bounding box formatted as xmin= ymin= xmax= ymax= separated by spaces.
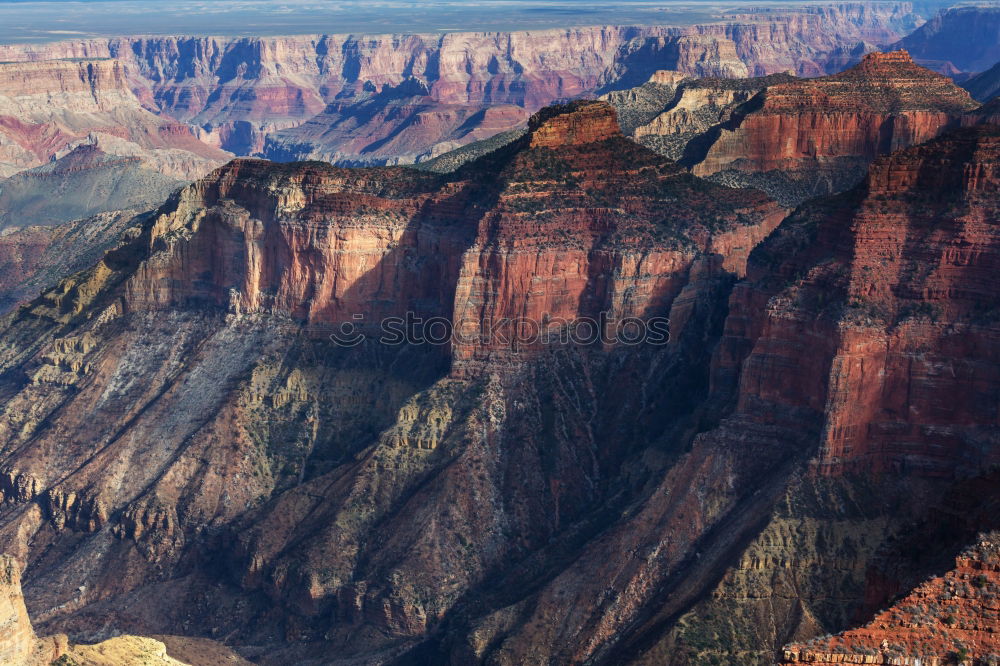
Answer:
xmin=782 ymin=533 xmax=1000 ymax=665
xmin=963 ymin=61 xmax=1000 ymax=103
xmin=0 ymin=2 xmax=923 ymax=166
xmin=606 ymin=51 xmax=980 ymax=205
xmin=0 ymin=101 xmax=791 ymax=663
xmin=0 ymin=57 xmax=230 ymax=180
xmin=0 ymin=87 xmax=996 ymax=666
xmin=893 ymin=6 xmax=1000 ymax=75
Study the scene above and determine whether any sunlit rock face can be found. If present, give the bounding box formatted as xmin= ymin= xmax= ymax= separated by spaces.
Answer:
xmin=691 ymin=51 xmax=977 ymax=203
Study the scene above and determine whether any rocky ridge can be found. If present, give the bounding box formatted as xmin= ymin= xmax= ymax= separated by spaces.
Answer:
xmin=0 ymin=101 xmax=788 ymax=663
xmin=892 ymin=6 xmax=1000 ymax=75
xmin=586 ymin=121 xmax=1000 ymax=665
xmin=963 ymin=61 xmax=1000 ymax=103
xmin=600 ymin=51 xmax=980 ymax=205
xmin=0 ymin=144 xmax=182 ymax=229
xmin=781 ymin=534 xmax=1000 ymax=665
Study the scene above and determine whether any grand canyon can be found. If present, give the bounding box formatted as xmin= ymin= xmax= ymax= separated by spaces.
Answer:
xmin=0 ymin=1 xmax=999 ymax=665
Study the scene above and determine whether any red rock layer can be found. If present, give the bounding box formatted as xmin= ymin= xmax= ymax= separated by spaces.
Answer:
xmin=693 ymin=51 xmax=979 ymax=181
xmin=781 ymin=534 xmax=1000 ymax=664
xmin=123 ymin=101 xmax=785 ymax=370
xmin=0 ymin=101 xmax=786 ymax=660
xmin=449 ymin=101 xmax=784 ymax=372
xmin=710 ymin=123 xmax=1000 ymax=479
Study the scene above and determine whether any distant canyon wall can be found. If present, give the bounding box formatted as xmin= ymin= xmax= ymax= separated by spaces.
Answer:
xmin=0 ymin=2 xmax=924 ymax=163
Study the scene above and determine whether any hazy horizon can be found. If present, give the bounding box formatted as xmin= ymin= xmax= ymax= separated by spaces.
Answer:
xmin=0 ymin=0 xmax=946 ymax=43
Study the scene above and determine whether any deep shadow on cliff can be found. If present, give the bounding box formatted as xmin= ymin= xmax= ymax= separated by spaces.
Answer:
xmin=0 ymin=101 xmax=997 ymax=666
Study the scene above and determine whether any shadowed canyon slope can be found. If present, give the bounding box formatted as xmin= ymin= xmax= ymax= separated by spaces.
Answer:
xmin=892 ymin=6 xmax=1000 ymax=75
xmin=963 ymin=60 xmax=1000 ymax=103
xmin=0 ymin=101 xmax=786 ymax=663
xmin=0 ymin=93 xmax=997 ymax=666
xmin=1 ymin=553 xmax=251 ymax=665
xmin=0 ymin=2 xmax=924 ymax=167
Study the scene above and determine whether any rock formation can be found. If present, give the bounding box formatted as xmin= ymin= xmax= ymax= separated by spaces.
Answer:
xmin=963 ymin=60 xmax=1000 ymax=103
xmin=607 ymin=51 xmax=980 ymax=205
xmin=0 ymin=2 xmax=922 ymax=166
xmin=691 ymin=50 xmax=978 ymax=202
xmin=892 ymin=6 xmax=1000 ymax=75
xmin=0 ymin=144 xmax=182 ymax=228
xmin=630 ymin=71 xmax=797 ymax=161
xmin=0 ymin=58 xmax=230 ymax=180
xmin=0 ymin=94 xmax=996 ymax=665
xmin=781 ymin=534 xmax=1000 ymax=665
xmin=0 ymin=208 xmax=139 ymax=313
xmin=1 ymin=554 xmax=54 ymax=665
xmin=1 ymin=554 xmax=199 ymax=665
xmin=0 ymin=100 xmax=790 ymax=663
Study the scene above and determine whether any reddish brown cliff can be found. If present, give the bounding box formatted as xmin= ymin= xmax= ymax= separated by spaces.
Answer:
xmin=0 ymin=91 xmax=996 ymax=666
xmin=0 ymin=100 xmax=791 ymax=663
xmin=690 ymin=51 xmax=978 ymax=203
xmin=705 ymin=123 xmax=1000 ymax=479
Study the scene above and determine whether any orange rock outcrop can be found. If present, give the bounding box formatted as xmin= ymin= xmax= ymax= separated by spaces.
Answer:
xmin=782 ymin=534 xmax=1000 ymax=665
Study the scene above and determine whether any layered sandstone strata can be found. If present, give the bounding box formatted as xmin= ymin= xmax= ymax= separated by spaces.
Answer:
xmin=0 ymin=58 xmax=229 ymax=180
xmin=0 ymin=94 xmax=996 ymax=666
xmin=0 ymin=2 xmax=922 ymax=165
xmin=0 ymin=101 xmax=786 ymax=661
xmin=690 ymin=50 xmax=978 ymax=203
xmin=631 ymin=71 xmax=797 ymax=160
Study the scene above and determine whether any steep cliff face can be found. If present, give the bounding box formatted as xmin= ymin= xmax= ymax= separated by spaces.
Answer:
xmin=690 ymin=2 xmax=923 ymax=77
xmin=0 ymin=93 xmax=997 ymax=665
xmin=603 ymin=51 xmax=979 ymax=206
xmin=0 ymin=555 xmax=45 ymax=665
xmin=893 ymin=7 xmax=1000 ymax=74
xmin=0 ymin=101 xmax=791 ymax=662
xmin=538 ymin=123 xmax=1000 ymax=666
xmin=0 ymin=58 xmax=230 ymax=180
xmin=691 ymin=51 xmax=978 ymax=204
xmin=707 ymin=123 xmax=1000 ymax=479
xmin=630 ymin=72 xmax=797 ymax=161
